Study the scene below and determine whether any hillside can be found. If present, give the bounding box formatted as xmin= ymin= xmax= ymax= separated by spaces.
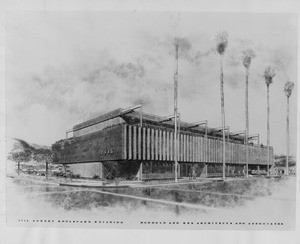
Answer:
xmin=9 ymin=138 xmax=51 ymax=153
xmin=6 ymin=138 xmax=54 ymax=175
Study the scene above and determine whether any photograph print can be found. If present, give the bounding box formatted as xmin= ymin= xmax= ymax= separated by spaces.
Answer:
xmin=5 ymin=11 xmax=297 ymax=230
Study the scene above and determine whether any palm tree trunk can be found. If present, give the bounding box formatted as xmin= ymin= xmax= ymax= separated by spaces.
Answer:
xmin=286 ymin=96 xmax=290 ymax=175
xmin=245 ymin=70 xmax=249 ymax=178
xmin=220 ymin=54 xmax=226 ymax=180
xmin=46 ymin=160 xmax=49 ymax=179
xmin=267 ymin=84 xmax=270 ymax=176
xmin=174 ymin=42 xmax=179 ymax=182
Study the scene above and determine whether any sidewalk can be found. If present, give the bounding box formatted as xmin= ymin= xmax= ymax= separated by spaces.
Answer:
xmin=59 ymin=177 xmax=217 ymax=189
xmin=8 ymin=173 xmax=266 ymax=189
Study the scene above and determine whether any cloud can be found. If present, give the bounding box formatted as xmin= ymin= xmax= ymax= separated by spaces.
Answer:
xmin=6 ymin=12 xmax=297 ymax=155
xmin=137 ymin=32 xmax=296 ymax=98
xmin=9 ymin=49 xmax=176 ymax=129
xmin=140 ymin=32 xmax=214 ymax=67
xmin=9 ymin=33 xmax=295 ymax=122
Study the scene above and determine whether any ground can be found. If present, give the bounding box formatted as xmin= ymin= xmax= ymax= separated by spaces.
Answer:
xmin=5 ymin=174 xmax=296 ymax=230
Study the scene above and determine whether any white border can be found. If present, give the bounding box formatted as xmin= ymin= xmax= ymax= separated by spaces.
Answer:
xmin=0 ymin=0 xmax=299 ymax=243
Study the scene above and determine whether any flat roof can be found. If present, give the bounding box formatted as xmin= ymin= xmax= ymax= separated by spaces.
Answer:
xmin=72 ymin=107 xmax=251 ymax=142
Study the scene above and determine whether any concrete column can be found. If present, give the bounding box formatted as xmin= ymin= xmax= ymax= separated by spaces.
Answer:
xmin=257 ymin=165 xmax=260 ymax=175
xmin=138 ymin=162 xmax=143 ymax=181
xmin=99 ymin=163 xmax=103 ymax=180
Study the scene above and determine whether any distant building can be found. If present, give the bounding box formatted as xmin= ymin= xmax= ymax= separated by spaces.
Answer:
xmin=52 ymin=107 xmax=274 ymax=180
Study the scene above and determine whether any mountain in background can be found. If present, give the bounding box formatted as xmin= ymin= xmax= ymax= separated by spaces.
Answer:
xmin=10 ymin=138 xmax=51 ymax=153
xmin=6 ymin=138 xmax=54 ymax=174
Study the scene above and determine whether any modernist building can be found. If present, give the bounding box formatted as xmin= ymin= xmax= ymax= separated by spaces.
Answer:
xmin=52 ymin=107 xmax=274 ymax=180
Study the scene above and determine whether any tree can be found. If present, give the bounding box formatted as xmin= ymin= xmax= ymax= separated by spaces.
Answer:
xmin=173 ymin=37 xmax=179 ymax=182
xmin=283 ymin=80 xmax=294 ymax=175
xmin=33 ymin=148 xmax=53 ymax=178
xmin=263 ymin=66 xmax=276 ymax=176
xmin=216 ymin=31 xmax=229 ymax=180
xmin=242 ymin=48 xmax=256 ymax=178
xmin=8 ymin=150 xmax=32 ymax=175
xmin=275 ymin=154 xmax=296 ymax=167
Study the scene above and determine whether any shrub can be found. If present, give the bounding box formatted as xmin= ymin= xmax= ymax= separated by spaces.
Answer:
xmin=93 ymin=174 xmax=100 ymax=179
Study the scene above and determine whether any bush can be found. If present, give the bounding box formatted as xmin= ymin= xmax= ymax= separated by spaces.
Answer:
xmin=69 ymin=173 xmax=81 ymax=179
xmin=93 ymin=174 xmax=100 ymax=179
xmin=74 ymin=174 xmax=81 ymax=178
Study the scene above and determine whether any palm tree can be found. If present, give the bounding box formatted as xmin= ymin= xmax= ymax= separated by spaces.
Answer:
xmin=263 ymin=66 xmax=276 ymax=176
xmin=242 ymin=48 xmax=255 ymax=178
xmin=174 ymin=38 xmax=179 ymax=182
xmin=283 ymin=80 xmax=294 ymax=176
xmin=216 ymin=31 xmax=229 ymax=180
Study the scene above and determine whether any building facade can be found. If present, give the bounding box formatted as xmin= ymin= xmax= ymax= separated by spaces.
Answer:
xmin=52 ymin=107 xmax=274 ymax=180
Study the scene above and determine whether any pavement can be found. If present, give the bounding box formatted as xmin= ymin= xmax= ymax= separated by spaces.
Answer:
xmin=9 ymin=173 xmax=220 ymax=188
xmin=8 ymin=173 xmax=281 ymax=189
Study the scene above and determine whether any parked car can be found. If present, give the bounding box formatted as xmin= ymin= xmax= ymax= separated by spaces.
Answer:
xmin=37 ymin=170 xmax=46 ymax=176
xmin=25 ymin=168 xmax=38 ymax=174
xmin=52 ymin=170 xmax=65 ymax=177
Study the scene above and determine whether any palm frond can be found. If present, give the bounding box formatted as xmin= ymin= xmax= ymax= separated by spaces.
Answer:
xmin=263 ymin=66 xmax=276 ymax=86
xmin=242 ymin=48 xmax=255 ymax=69
xmin=284 ymin=80 xmax=294 ymax=97
xmin=215 ymin=31 xmax=229 ymax=55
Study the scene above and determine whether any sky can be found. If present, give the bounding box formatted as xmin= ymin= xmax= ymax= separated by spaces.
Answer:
xmin=5 ymin=11 xmax=297 ymax=156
